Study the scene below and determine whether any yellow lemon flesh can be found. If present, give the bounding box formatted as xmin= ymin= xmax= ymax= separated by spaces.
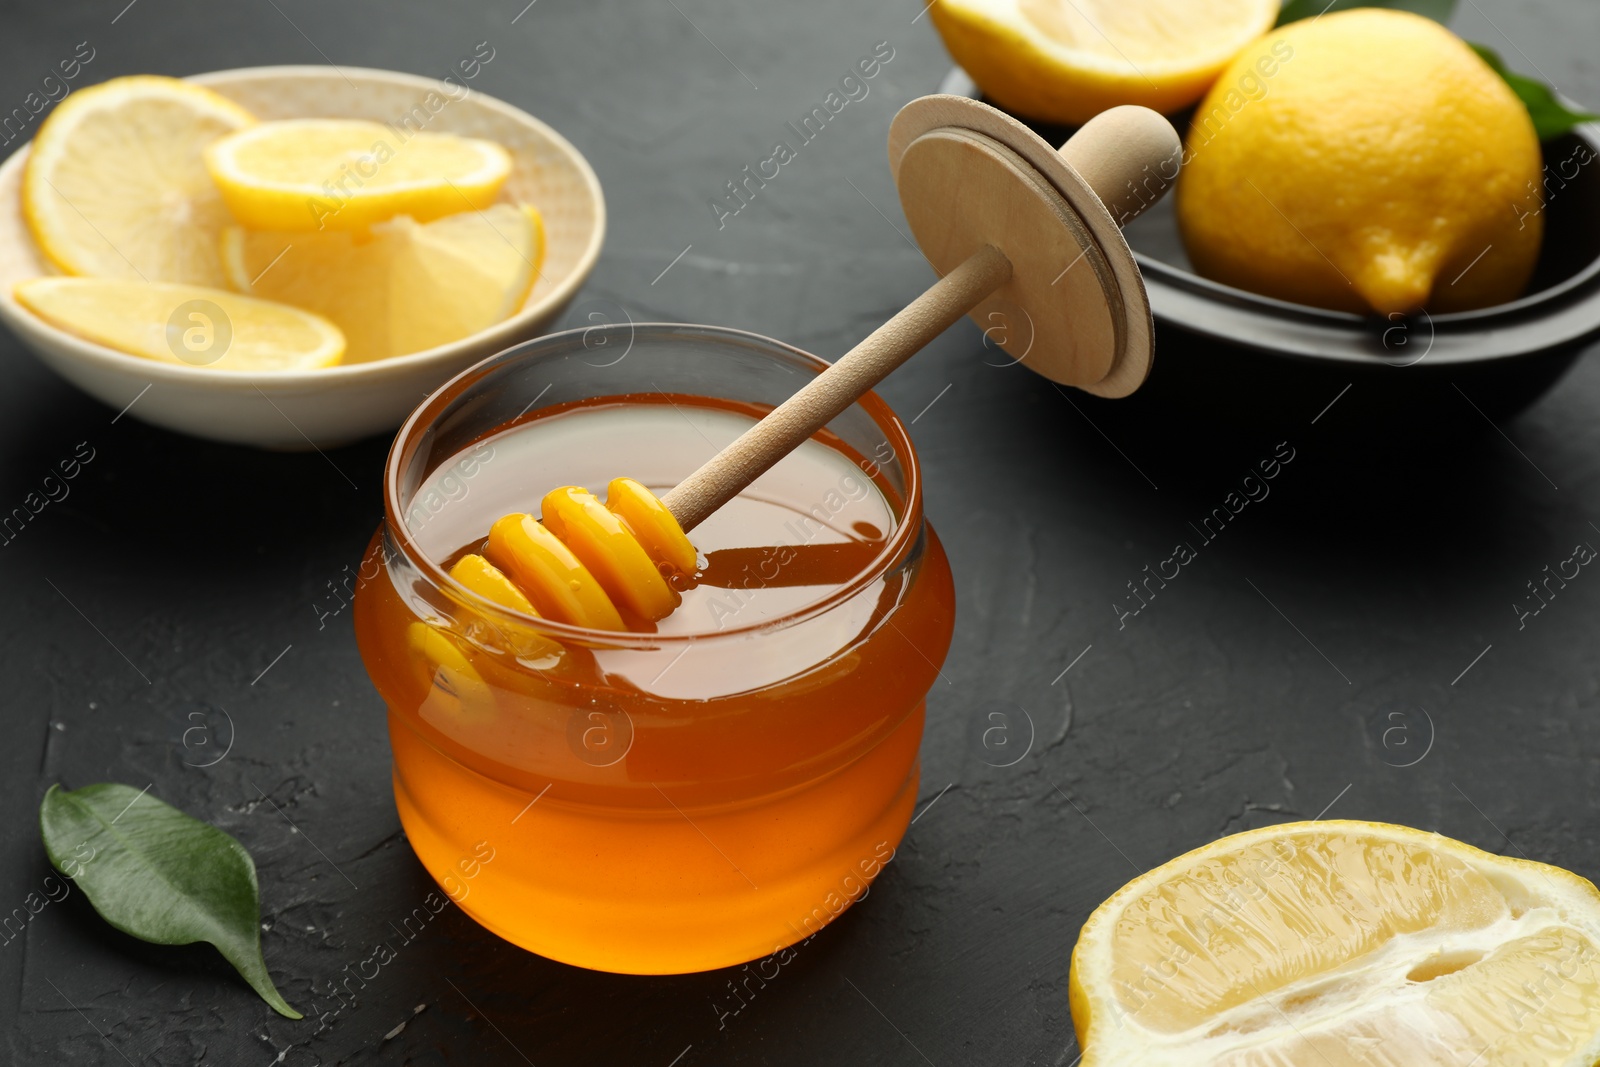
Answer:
xmin=23 ymin=75 xmax=256 ymax=287
xmin=928 ymin=0 xmax=1278 ymax=126
xmin=205 ymin=118 xmax=512 ymax=232
xmin=1069 ymin=820 xmax=1600 ymax=1066
xmin=15 ymin=278 xmax=343 ymax=371
xmin=1176 ymin=9 xmax=1544 ymax=316
xmin=220 ymin=204 xmax=541 ymax=363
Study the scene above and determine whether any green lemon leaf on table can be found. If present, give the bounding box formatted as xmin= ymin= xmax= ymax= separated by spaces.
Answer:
xmin=1471 ymin=44 xmax=1600 ymax=141
xmin=38 ymin=782 xmax=301 ymax=1020
xmin=1276 ymin=0 xmax=1457 ymax=27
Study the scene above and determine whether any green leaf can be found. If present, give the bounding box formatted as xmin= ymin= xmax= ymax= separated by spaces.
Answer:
xmin=1277 ymin=0 xmax=1457 ymax=27
xmin=38 ymin=782 xmax=301 ymax=1019
xmin=1471 ymin=44 xmax=1600 ymax=141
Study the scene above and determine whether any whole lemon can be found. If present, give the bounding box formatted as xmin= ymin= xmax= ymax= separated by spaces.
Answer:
xmin=1175 ymin=9 xmax=1544 ymax=316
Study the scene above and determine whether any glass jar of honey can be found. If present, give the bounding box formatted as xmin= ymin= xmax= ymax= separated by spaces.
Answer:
xmin=354 ymin=323 xmax=955 ymax=973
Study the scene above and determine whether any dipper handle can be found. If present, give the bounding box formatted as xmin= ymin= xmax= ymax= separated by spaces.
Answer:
xmin=1057 ymin=104 xmax=1183 ymax=227
xmin=660 ymin=106 xmax=1180 ymax=534
xmin=660 ymin=245 xmax=1012 ymax=533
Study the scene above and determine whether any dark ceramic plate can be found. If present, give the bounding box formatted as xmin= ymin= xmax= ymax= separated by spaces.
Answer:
xmin=938 ymin=68 xmax=1600 ymax=422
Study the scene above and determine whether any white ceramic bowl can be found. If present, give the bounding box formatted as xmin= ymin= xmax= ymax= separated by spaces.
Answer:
xmin=0 ymin=65 xmax=605 ymax=449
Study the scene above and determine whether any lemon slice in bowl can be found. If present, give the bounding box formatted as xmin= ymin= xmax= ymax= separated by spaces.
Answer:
xmin=220 ymin=203 xmax=542 ymax=362
xmin=15 ymin=278 xmax=344 ymax=371
xmin=929 ymin=0 xmax=1278 ymax=125
xmin=1069 ymin=820 xmax=1600 ymax=1065
xmin=205 ymin=119 xmax=513 ymax=232
xmin=22 ymin=75 xmax=255 ymax=286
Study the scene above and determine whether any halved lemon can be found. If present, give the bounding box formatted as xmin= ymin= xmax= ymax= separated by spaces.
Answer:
xmin=15 ymin=278 xmax=344 ymax=371
xmin=205 ymin=118 xmax=513 ymax=232
xmin=1069 ymin=820 xmax=1600 ymax=1065
xmin=928 ymin=0 xmax=1279 ymax=125
xmin=23 ymin=75 xmax=256 ymax=286
xmin=220 ymin=204 xmax=541 ymax=362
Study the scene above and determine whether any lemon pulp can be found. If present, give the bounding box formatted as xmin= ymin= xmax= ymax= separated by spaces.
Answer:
xmin=1071 ymin=821 xmax=1600 ymax=1066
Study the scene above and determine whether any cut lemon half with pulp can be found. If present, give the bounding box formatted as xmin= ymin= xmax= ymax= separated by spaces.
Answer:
xmin=23 ymin=75 xmax=256 ymax=286
xmin=1069 ymin=820 xmax=1600 ymax=1065
xmin=221 ymin=203 xmax=541 ymax=363
xmin=16 ymin=278 xmax=344 ymax=371
xmin=928 ymin=0 xmax=1279 ymax=125
xmin=205 ymin=118 xmax=513 ymax=232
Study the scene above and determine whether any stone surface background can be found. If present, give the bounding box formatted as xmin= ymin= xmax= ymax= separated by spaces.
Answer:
xmin=4 ymin=1 xmax=1600 ymax=1063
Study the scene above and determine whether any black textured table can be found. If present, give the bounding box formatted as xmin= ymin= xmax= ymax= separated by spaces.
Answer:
xmin=7 ymin=2 xmax=1600 ymax=1064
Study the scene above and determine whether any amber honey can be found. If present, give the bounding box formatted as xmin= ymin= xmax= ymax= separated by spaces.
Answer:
xmin=356 ymin=378 xmax=954 ymax=974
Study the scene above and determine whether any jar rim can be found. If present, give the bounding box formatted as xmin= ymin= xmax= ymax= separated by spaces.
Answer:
xmin=382 ymin=322 xmax=927 ymax=647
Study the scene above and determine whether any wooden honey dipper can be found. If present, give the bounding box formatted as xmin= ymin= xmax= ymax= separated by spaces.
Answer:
xmin=461 ymin=97 xmax=1183 ymax=631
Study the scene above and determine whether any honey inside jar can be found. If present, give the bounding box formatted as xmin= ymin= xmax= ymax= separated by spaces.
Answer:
xmin=355 ymin=388 xmax=955 ymax=974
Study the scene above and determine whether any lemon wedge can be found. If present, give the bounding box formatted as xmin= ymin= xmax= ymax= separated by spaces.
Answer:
xmin=16 ymin=278 xmax=344 ymax=371
xmin=1069 ymin=820 xmax=1600 ymax=1065
xmin=928 ymin=0 xmax=1278 ymax=125
xmin=220 ymin=204 xmax=541 ymax=362
xmin=22 ymin=75 xmax=255 ymax=286
xmin=205 ymin=118 xmax=513 ymax=232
